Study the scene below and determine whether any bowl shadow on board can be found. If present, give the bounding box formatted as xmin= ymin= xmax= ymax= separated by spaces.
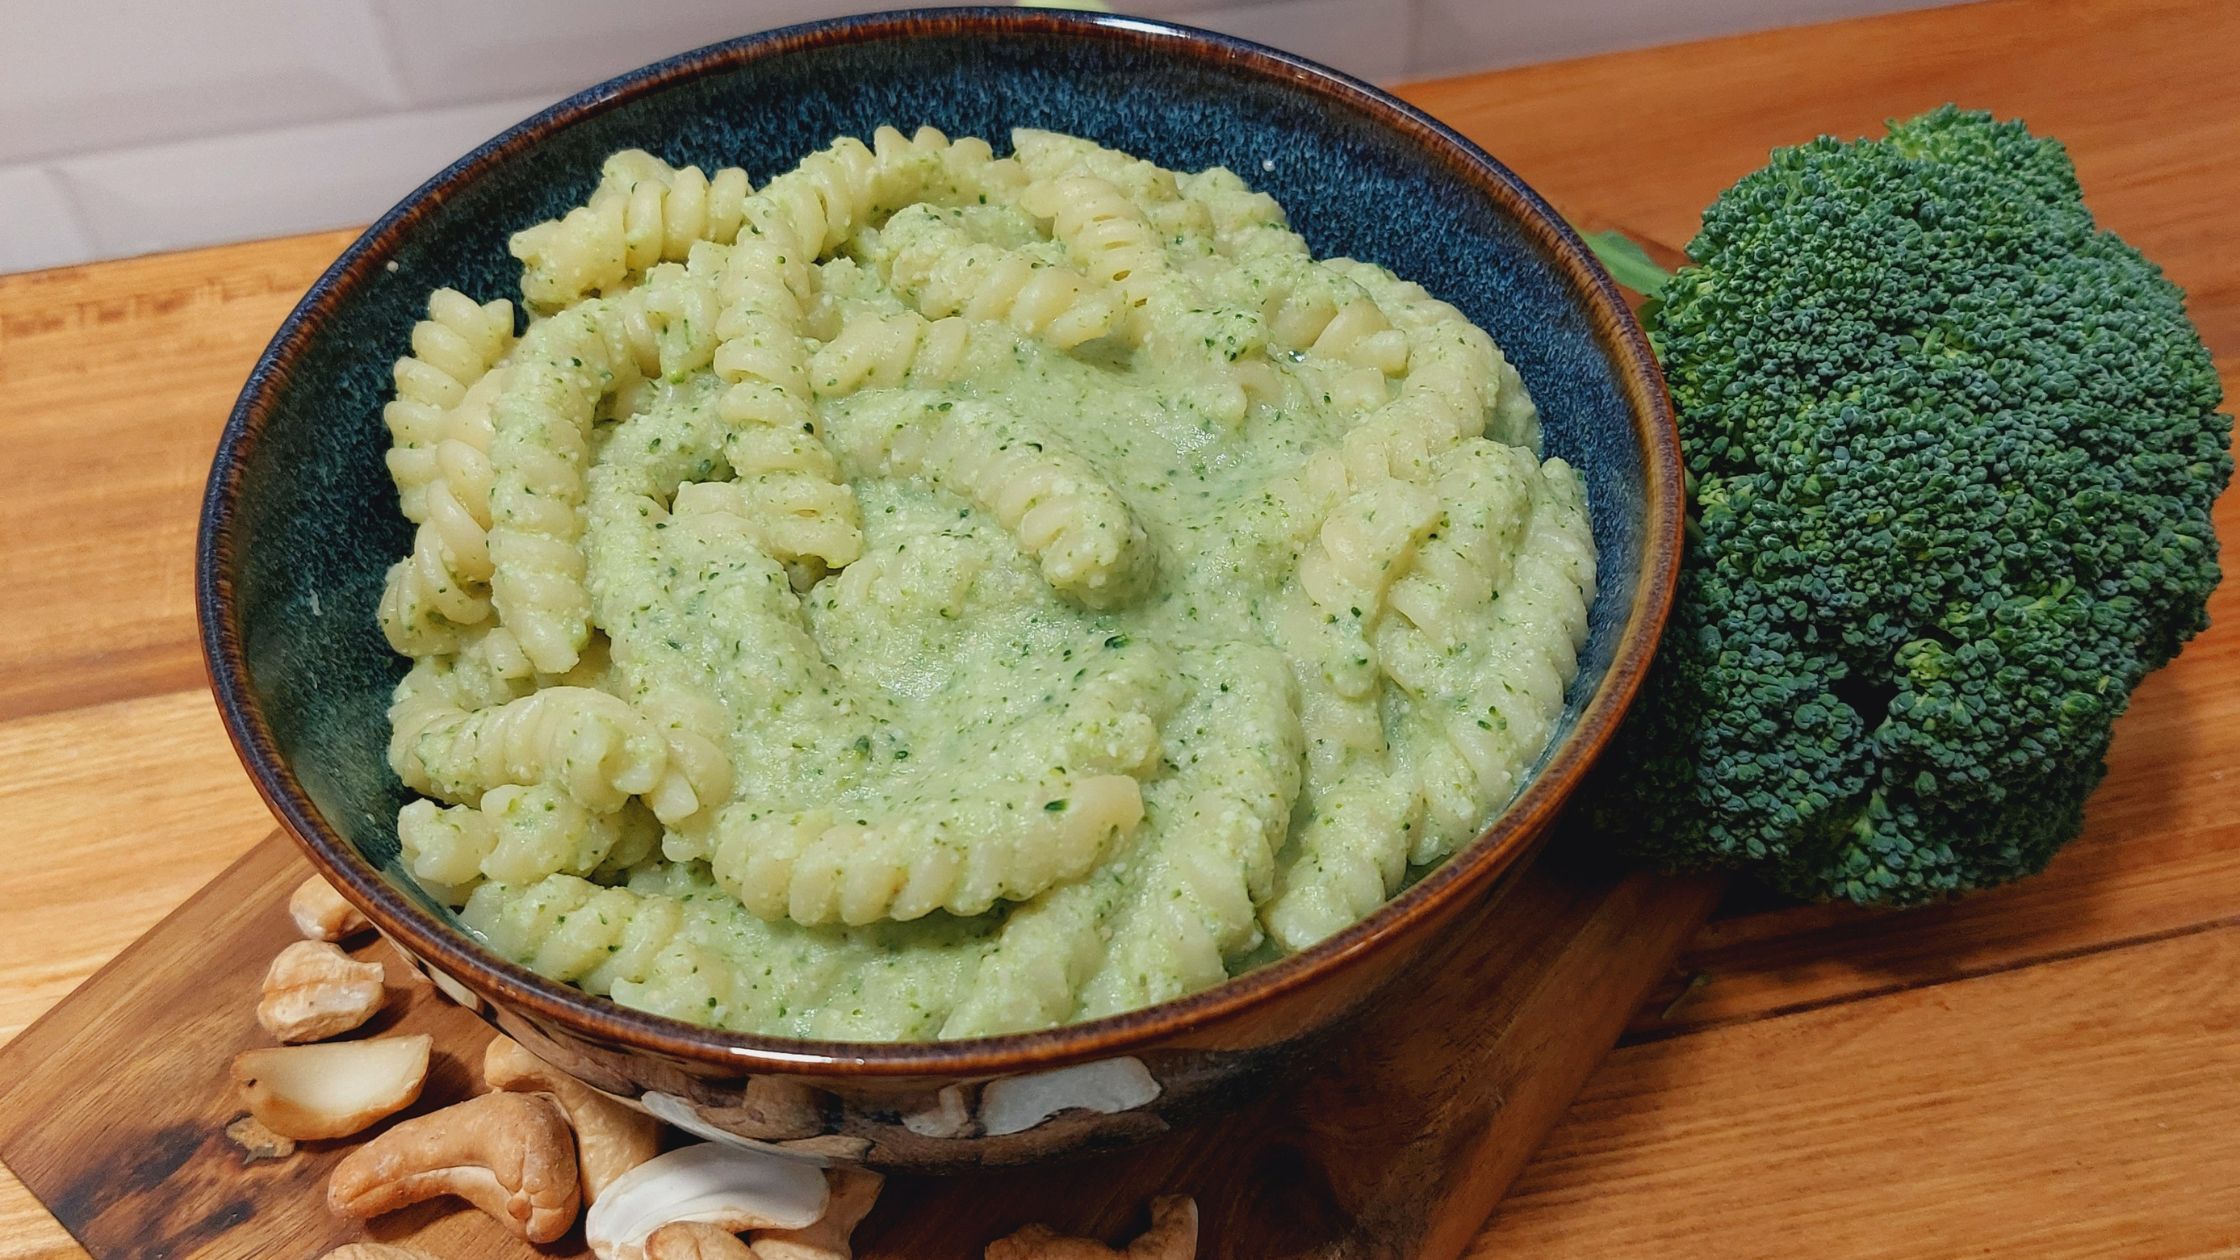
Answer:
xmin=198 ymin=6 xmax=1681 ymax=1171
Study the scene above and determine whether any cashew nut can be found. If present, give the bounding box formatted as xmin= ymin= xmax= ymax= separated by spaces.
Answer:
xmin=327 ymin=1090 xmax=580 ymax=1243
xmin=585 ymin=1142 xmax=828 ymax=1260
xmin=257 ymin=940 xmax=385 ymax=1042
xmin=753 ymin=1168 xmax=884 ymax=1260
xmin=231 ymin=1034 xmax=431 ymax=1140
xmin=985 ymin=1196 xmax=1198 ymax=1260
xmin=646 ymin=1222 xmax=759 ymax=1259
xmin=290 ymin=875 xmax=371 ymax=941
xmin=484 ymin=1034 xmax=660 ymax=1202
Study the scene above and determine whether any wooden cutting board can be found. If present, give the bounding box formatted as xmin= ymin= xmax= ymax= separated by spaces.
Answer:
xmin=0 ymin=826 xmax=1716 ymax=1259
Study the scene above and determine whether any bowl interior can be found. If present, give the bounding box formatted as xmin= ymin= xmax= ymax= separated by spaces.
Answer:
xmin=204 ymin=9 xmax=1668 ymax=1055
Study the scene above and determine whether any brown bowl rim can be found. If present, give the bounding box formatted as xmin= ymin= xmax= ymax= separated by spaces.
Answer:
xmin=198 ymin=5 xmax=1682 ymax=1079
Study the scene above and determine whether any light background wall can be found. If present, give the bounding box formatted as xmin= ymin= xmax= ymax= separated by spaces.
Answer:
xmin=0 ymin=0 xmax=1966 ymax=274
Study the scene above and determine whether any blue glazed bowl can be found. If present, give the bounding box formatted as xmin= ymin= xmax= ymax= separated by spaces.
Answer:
xmin=198 ymin=7 xmax=1679 ymax=1170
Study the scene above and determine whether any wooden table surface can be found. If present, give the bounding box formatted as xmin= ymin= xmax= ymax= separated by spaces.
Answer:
xmin=2 ymin=0 xmax=2234 ymax=1255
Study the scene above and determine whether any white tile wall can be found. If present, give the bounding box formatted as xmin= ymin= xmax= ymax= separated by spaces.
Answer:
xmin=370 ymin=0 xmax=863 ymax=110
xmin=0 ymin=167 xmax=91 ymax=274
xmin=55 ymin=95 xmax=559 ymax=262
xmin=0 ymin=0 xmax=403 ymax=165
xmin=0 ymin=0 xmax=1955 ymax=275
xmin=1184 ymin=0 xmax=1417 ymax=84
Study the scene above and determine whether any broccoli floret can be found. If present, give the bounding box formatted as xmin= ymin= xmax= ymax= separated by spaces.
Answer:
xmin=1595 ymin=106 xmax=2231 ymax=905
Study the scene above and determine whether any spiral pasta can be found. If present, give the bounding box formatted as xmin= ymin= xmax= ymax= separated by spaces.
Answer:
xmin=824 ymin=395 xmax=1154 ymax=608
xmin=938 ymin=881 xmax=1114 ymax=1038
xmin=707 ymin=768 xmax=1144 ymax=927
xmin=377 ymin=290 xmax=517 ymax=653
xmin=872 ymin=204 xmax=1122 ymax=348
xmin=465 ymin=868 xmax=997 ymax=1039
xmin=708 ymin=228 xmax=862 ymax=570
xmin=1011 ymin=130 xmax=1179 ymax=207
xmin=480 ymin=321 xmax=600 ymax=666
xmin=384 ymin=288 xmax=516 ymax=517
xmin=704 ymin=130 xmax=987 ymax=541
xmin=379 ymin=128 xmax=1594 ymax=1041
xmin=1077 ymin=644 xmax=1306 ymax=1015
xmin=511 ymin=149 xmax=752 ymax=311
xmin=1261 ymin=443 xmax=1592 ymax=948
xmin=389 ymin=677 xmax=667 ymax=813
xmin=1023 ymin=172 xmax=1171 ymax=316
xmin=398 ymin=785 xmax=658 ymax=899
xmin=1256 ymin=472 xmax=1445 ymax=855
xmin=1263 ymin=272 xmax=1411 ymax=377
xmin=577 ymin=387 xmax=741 ymax=828
xmin=1385 ymin=451 xmax=1594 ymax=862
xmin=874 ymin=124 xmax=1025 ymax=206
xmin=1179 ymin=165 xmax=1305 ymax=261
xmin=463 ymin=874 xmax=750 ymax=1021
xmin=807 ymin=310 xmax=979 ymax=397
xmin=698 ymin=629 xmax=1169 ymax=925
xmin=635 ymin=686 xmax=736 ymax=826
xmin=1332 ymin=257 xmax=1541 ymax=450
xmin=591 ymin=475 xmax=873 ymax=808
xmin=602 ymin=260 xmax=725 ymax=382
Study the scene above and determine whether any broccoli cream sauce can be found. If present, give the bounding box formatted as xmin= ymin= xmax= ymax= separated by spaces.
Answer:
xmin=435 ymin=134 xmax=1596 ymax=1040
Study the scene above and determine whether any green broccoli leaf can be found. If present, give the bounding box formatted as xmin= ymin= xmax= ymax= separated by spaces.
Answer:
xmin=1581 ymin=229 xmax=1675 ymax=298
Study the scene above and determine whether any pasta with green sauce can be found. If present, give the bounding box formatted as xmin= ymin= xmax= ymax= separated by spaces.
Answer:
xmin=376 ymin=127 xmax=1595 ymax=1040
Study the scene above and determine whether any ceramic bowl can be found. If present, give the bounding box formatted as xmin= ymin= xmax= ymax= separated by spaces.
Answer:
xmin=198 ymin=6 xmax=1679 ymax=1171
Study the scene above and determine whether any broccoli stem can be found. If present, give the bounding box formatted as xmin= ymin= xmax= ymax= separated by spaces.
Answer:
xmin=1582 ymin=229 xmax=1676 ymax=298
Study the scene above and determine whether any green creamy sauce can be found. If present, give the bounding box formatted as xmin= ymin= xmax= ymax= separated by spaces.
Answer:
xmin=399 ymin=130 xmax=1596 ymax=1040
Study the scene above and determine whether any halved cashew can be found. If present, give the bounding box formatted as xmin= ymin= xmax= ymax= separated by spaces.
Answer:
xmin=585 ymin=1142 xmax=828 ymax=1260
xmin=753 ymin=1168 xmax=884 ymax=1260
xmin=257 ymin=940 xmax=385 ymax=1042
xmin=290 ymin=875 xmax=371 ymax=941
xmin=327 ymin=1090 xmax=580 ymax=1243
xmin=231 ymin=1034 xmax=431 ymax=1140
xmin=646 ymin=1222 xmax=759 ymax=1259
xmin=484 ymin=1034 xmax=660 ymax=1202
xmin=986 ymin=1196 xmax=1198 ymax=1260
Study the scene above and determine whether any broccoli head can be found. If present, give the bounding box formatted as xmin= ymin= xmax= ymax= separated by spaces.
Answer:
xmin=1597 ymin=106 xmax=2231 ymax=904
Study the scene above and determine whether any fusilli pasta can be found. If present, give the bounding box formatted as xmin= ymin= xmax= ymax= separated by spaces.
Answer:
xmin=377 ymin=290 xmax=517 ymax=653
xmin=824 ymin=394 xmax=1154 ymax=608
xmin=872 ymin=204 xmax=1122 ymax=348
xmin=511 ymin=150 xmax=753 ymax=311
xmin=1024 ymin=172 xmax=1171 ymax=317
xmin=377 ymin=128 xmax=1595 ymax=1041
xmin=398 ymin=784 xmax=657 ymax=899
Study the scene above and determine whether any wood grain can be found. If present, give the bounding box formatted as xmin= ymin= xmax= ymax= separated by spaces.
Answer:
xmin=0 ymin=834 xmax=1716 ymax=1259
xmin=1400 ymin=0 xmax=2240 ymax=356
xmin=1407 ymin=0 xmax=2240 ymax=1250
xmin=0 ymin=0 xmax=2235 ymax=1255
xmin=0 ymin=231 xmax=357 ymax=722
xmin=0 ymin=691 xmax=271 ymax=1044
xmin=1486 ymin=922 xmax=2240 ymax=1258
